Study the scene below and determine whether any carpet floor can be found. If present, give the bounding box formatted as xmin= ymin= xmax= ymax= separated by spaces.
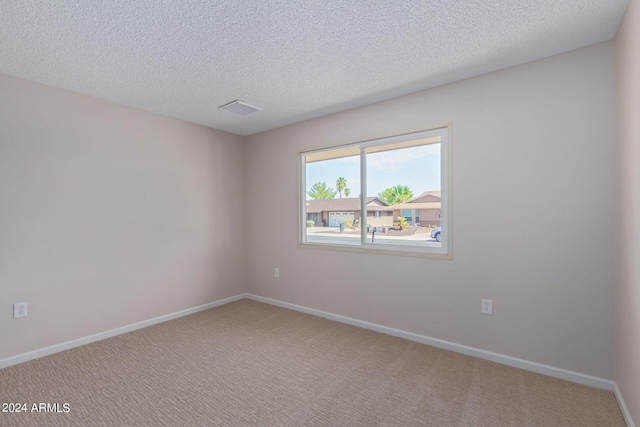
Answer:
xmin=0 ymin=299 xmax=626 ymax=426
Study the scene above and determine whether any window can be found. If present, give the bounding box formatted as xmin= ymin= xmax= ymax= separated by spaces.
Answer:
xmin=300 ymin=125 xmax=451 ymax=258
xmin=401 ymin=209 xmax=413 ymax=223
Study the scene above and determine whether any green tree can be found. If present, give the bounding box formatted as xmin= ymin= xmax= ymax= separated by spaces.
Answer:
xmin=344 ymin=188 xmax=351 ymax=197
xmin=336 ymin=177 xmax=347 ymax=198
xmin=378 ymin=185 xmax=413 ymax=205
xmin=307 ymin=182 xmax=338 ymax=200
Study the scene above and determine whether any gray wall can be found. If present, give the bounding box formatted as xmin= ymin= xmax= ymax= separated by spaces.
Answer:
xmin=0 ymin=74 xmax=247 ymax=360
xmin=245 ymin=42 xmax=617 ymax=379
xmin=616 ymin=0 xmax=640 ymax=422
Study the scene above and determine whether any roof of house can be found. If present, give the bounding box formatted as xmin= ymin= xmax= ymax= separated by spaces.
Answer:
xmin=305 ymin=197 xmax=389 ymax=213
xmin=392 ymin=202 xmax=442 ymax=210
xmin=306 ymin=192 xmax=442 ymax=213
xmin=411 ymin=191 xmax=442 ymax=202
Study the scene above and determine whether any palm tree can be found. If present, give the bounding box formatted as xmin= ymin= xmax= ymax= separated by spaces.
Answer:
xmin=378 ymin=185 xmax=413 ymax=205
xmin=344 ymin=188 xmax=351 ymax=197
xmin=336 ymin=177 xmax=347 ymax=198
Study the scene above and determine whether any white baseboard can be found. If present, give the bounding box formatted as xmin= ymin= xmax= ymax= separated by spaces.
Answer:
xmin=246 ymin=293 xmax=614 ymax=391
xmin=614 ymin=382 xmax=637 ymax=427
xmin=0 ymin=293 xmax=247 ymax=370
xmin=1 ymin=292 xmax=618 ymax=395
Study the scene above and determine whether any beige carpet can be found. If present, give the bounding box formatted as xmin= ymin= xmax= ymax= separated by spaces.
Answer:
xmin=0 ymin=299 xmax=625 ymax=426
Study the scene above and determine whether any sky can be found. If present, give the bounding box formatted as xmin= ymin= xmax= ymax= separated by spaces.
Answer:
xmin=306 ymin=143 xmax=441 ymax=200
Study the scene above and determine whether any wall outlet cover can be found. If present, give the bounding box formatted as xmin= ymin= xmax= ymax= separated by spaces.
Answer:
xmin=481 ymin=299 xmax=493 ymax=315
xmin=14 ymin=302 xmax=28 ymax=319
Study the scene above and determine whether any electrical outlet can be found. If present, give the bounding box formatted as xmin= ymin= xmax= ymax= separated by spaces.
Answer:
xmin=481 ymin=299 xmax=492 ymax=315
xmin=13 ymin=302 xmax=28 ymax=319
xmin=274 ymin=268 xmax=279 ymax=278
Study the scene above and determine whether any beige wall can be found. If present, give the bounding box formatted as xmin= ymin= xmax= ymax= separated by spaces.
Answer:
xmin=0 ymin=74 xmax=247 ymax=360
xmin=245 ymin=42 xmax=617 ymax=379
xmin=418 ymin=210 xmax=441 ymax=227
xmin=366 ymin=211 xmax=394 ymax=228
xmin=616 ymin=0 xmax=640 ymax=423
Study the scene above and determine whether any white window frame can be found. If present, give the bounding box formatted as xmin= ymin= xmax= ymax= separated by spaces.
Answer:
xmin=299 ymin=124 xmax=452 ymax=259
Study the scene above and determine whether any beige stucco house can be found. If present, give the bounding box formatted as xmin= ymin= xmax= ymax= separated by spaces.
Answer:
xmin=306 ymin=191 xmax=442 ymax=228
xmin=391 ymin=191 xmax=442 ymax=227
xmin=306 ymin=197 xmax=393 ymax=227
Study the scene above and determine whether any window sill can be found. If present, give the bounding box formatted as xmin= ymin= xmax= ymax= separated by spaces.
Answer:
xmin=299 ymin=241 xmax=452 ymax=260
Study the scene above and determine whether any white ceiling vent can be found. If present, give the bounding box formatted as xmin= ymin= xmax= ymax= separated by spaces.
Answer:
xmin=218 ymin=100 xmax=262 ymax=116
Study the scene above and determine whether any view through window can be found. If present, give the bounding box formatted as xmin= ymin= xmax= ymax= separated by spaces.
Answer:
xmin=301 ymin=126 xmax=451 ymax=257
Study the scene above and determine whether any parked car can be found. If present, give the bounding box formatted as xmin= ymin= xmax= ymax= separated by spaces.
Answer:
xmin=431 ymin=227 xmax=442 ymax=242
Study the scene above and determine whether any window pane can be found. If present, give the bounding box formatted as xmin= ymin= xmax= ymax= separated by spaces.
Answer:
xmin=300 ymin=125 xmax=450 ymax=258
xmin=303 ymin=149 xmax=361 ymax=246
xmin=364 ymin=138 xmax=442 ymax=249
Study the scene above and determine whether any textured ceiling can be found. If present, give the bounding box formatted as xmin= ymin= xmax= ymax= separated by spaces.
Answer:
xmin=0 ymin=1 xmax=629 ymax=136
